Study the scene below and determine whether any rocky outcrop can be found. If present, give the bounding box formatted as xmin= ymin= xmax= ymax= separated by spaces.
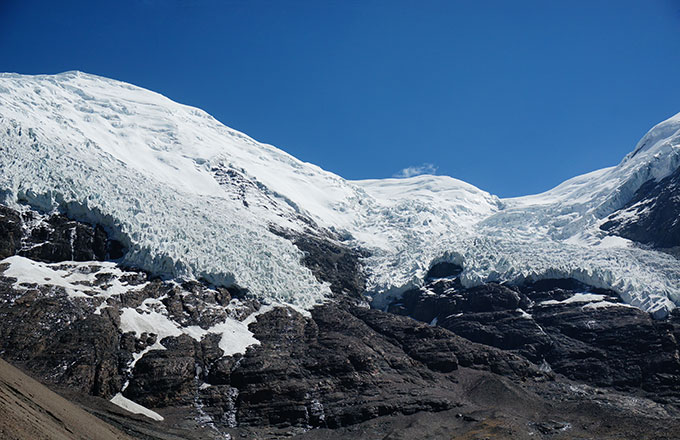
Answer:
xmin=0 ymin=205 xmax=125 ymax=263
xmin=390 ymin=276 xmax=680 ymax=404
xmin=126 ymin=334 xmax=205 ymax=408
xmin=271 ymin=227 xmax=368 ymax=297
xmin=601 ymin=165 xmax=680 ymax=250
xmin=0 ymin=274 xmax=125 ymax=398
xmin=3 ymin=203 xmax=680 ymax=439
xmin=0 ymin=206 xmax=22 ymax=259
xmin=0 ymin=263 xmax=543 ymax=433
xmin=192 ymin=303 xmax=543 ymax=430
xmin=21 ymin=211 xmax=125 ymax=262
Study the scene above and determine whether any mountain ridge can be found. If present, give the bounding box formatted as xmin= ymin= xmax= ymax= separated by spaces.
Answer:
xmin=0 ymin=71 xmax=679 ymax=317
xmin=1 ymin=73 xmax=680 ymax=437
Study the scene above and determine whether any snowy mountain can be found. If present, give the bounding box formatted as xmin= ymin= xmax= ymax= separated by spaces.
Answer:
xmin=3 ymin=71 xmax=680 ymax=438
xmin=1 ymin=71 xmax=679 ymax=319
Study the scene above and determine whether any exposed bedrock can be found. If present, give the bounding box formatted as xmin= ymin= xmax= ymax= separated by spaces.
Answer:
xmin=0 ymin=276 xmax=126 ymax=398
xmin=601 ymin=165 xmax=680 ymax=251
xmin=0 ymin=206 xmax=22 ymax=259
xmin=0 ymin=268 xmax=545 ymax=432
xmin=215 ymin=304 xmax=541 ymax=429
xmin=389 ymin=274 xmax=680 ymax=404
xmin=2 ymin=203 xmax=680 ymax=438
xmin=116 ymin=301 xmax=543 ymax=429
xmin=270 ymin=226 xmax=369 ymax=298
xmin=0 ymin=204 xmax=125 ymax=263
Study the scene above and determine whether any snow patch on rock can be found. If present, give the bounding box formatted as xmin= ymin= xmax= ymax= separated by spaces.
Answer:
xmin=110 ymin=392 xmax=164 ymax=421
xmin=119 ymin=298 xmax=270 ymax=358
xmin=0 ymin=255 xmax=147 ymax=301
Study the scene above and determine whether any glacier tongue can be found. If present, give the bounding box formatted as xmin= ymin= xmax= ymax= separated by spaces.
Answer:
xmin=0 ymin=71 xmax=679 ymax=316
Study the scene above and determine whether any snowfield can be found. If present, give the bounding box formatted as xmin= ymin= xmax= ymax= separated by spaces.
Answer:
xmin=1 ymin=71 xmax=679 ymax=317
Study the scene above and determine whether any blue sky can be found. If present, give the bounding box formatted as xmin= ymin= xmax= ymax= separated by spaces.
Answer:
xmin=1 ymin=0 xmax=680 ymax=197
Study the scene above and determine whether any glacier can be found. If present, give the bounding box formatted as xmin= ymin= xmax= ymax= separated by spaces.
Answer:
xmin=1 ymin=71 xmax=679 ymax=317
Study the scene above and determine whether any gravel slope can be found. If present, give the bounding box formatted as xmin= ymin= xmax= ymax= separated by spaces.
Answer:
xmin=0 ymin=358 xmax=133 ymax=440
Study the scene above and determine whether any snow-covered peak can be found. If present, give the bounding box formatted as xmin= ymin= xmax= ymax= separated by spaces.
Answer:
xmin=0 ymin=71 xmax=356 ymax=207
xmin=494 ymin=111 xmax=680 ymax=242
xmin=624 ymin=111 xmax=680 ymax=163
xmin=1 ymin=72 xmax=679 ymax=317
xmin=356 ymin=174 xmax=501 ymax=223
xmin=0 ymin=71 xmax=349 ymax=307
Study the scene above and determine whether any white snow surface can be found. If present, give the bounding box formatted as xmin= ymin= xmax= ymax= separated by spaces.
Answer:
xmin=118 ymin=298 xmax=269 ymax=358
xmin=1 ymin=71 xmax=680 ymax=317
xmin=538 ymin=293 xmax=637 ymax=311
xmin=110 ymin=393 xmax=164 ymax=421
xmin=0 ymin=255 xmax=147 ymax=301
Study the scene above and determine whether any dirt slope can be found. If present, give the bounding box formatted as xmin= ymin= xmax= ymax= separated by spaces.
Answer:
xmin=0 ymin=358 xmax=133 ymax=440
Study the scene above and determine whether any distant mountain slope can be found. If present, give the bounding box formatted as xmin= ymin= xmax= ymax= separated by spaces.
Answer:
xmin=0 ymin=71 xmax=679 ymax=317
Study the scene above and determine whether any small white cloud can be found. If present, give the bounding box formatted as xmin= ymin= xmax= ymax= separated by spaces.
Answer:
xmin=393 ymin=163 xmax=438 ymax=178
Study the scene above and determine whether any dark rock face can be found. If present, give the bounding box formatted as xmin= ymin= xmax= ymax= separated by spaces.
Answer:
xmin=533 ymin=303 xmax=680 ymax=397
xmin=0 ymin=205 xmax=125 ymax=263
xmin=19 ymin=211 xmax=125 ymax=262
xmin=0 ymin=206 xmax=22 ymax=259
xmin=390 ymin=276 xmax=680 ymax=404
xmin=213 ymin=305 xmax=462 ymax=428
xmin=601 ymin=165 xmax=680 ymax=250
xmin=211 ymin=304 xmax=540 ymax=429
xmin=0 ymin=265 xmax=249 ymax=405
xmin=126 ymin=335 xmax=202 ymax=407
xmin=160 ymin=280 xmax=236 ymax=328
xmin=425 ymin=261 xmax=463 ymax=281
xmin=0 ymin=259 xmax=543 ymax=432
xmin=271 ymin=227 xmax=368 ymax=297
xmin=0 ymin=276 xmax=125 ymax=398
